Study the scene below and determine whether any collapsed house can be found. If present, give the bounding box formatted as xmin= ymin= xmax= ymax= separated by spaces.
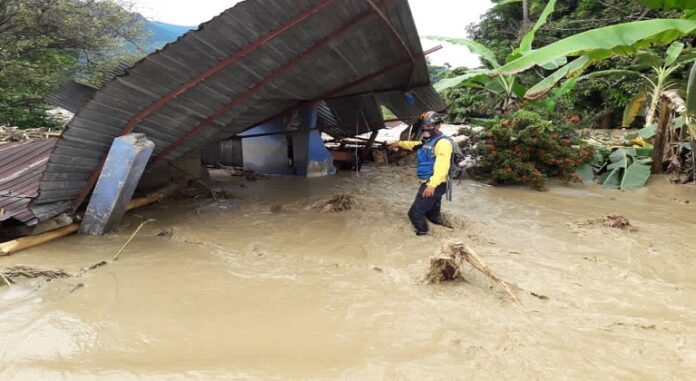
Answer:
xmin=0 ymin=0 xmax=445 ymax=235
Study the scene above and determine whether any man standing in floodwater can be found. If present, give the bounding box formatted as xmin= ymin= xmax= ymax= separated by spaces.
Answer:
xmin=389 ymin=111 xmax=452 ymax=236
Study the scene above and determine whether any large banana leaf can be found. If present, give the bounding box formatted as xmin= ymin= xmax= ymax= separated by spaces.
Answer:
xmin=433 ymin=70 xmax=490 ymax=92
xmin=622 ymin=93 xmax=648 ymax=127
xmin=425 ymin=37 xmax=500 ymax=68
xmin=665 ymin=41 xmax=685 ymax=65
xmin=575 ymin=164 xmax=595 ymax=183
xmin=527 ymin=67 xmax=641 ymax=100
xmin=601 ymin=148 xmax=652 ymax=190
xmin=608 ymin=148 xmax=636 ymax=170
xmin=639 ymin=0 xmax=696 ymax=9
xmin=602 ymin=168 xmax=622 ymax=188
xmin=621 ymin=159 xmax=653 ymax=191
xmin=494 ymin=19 xmax=696 ymax=77
xmin=506 ymin=0 xmax=558 ymax=62
xmin=519 ymin=0 xmax=557 ymax=52
xmin=687 ymin=61 xmax=696 ymax=116
xmin=541 ymin=56 xmax=568 ymax=70
xmin=525 ymin=56 xmax=590 ymax=99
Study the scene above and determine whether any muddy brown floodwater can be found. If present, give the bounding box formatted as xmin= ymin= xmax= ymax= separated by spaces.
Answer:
xmin=1 ymin=166 xmax=696 ymax=380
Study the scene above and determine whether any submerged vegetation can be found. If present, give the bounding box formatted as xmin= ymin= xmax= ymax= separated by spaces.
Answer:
xmin=436 ymin=0 xmax=696 ymax=190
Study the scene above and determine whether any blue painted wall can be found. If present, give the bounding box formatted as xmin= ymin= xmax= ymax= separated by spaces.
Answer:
xmin=293 ymin=103 xmax=335 ymax=177
xmin=241 ymin=118 xmax=292 ymax=175
xmin=241 ymin=103 xmax=334 ymax=177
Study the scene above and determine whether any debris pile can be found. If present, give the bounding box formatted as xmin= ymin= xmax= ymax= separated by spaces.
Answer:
xmin=0 ymin=265 xmax=71 ymax=286
xmin=312 ymin=194 xmax=354 ymax=213
xmin=426 ymin=241 xmax=520 ymax=303
xmin=218 ymin=165 xmax=269 ymax=181
xmin=601 ymin=214 xmax=633 ymax=230
xmin=0 ymin=126 xmax=61 ymax=143
xmin=157 ymin=229 xmax=174 ymax=239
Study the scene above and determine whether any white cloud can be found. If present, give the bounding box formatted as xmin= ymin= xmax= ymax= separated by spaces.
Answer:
xmin=411 ymin=0 xmax=493 ymax=68
xmin=129 ymin=0 xmax=492 ymax=69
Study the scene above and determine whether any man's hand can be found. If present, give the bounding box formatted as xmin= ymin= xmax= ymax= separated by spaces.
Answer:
xmin=422 ymin=186 xmax=435 ymax=198
xmin=387 ymin=141 xmax=400 ymax=150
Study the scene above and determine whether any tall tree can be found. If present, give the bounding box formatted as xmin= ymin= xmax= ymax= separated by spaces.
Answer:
xmin=0 ymin=0 xmax=147 ymax=127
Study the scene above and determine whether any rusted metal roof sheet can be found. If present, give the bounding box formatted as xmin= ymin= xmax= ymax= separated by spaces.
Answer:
xmin=0 ymin=140 xmax=57 ymax=226
xmin=33 ymin=0 xmax=445 ymax=220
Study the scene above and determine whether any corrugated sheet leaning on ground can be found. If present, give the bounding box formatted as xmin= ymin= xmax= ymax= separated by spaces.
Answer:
xmin=0 ymin=140 xmax=57 ymax=226
xmin=32 ymin=0 xmax=446 ymax=221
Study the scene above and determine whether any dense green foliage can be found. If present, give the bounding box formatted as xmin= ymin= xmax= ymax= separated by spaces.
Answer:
xmin=435 ymin=0 xmax=696 ymax=189
xmin=438 ymin=0 xmax=692 ymax=127
xmin=0 ymin=0 xmax=147 ymax=128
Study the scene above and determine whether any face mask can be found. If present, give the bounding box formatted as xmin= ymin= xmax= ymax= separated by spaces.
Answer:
xmin=421 ymin=127 xmax=437 ymax=141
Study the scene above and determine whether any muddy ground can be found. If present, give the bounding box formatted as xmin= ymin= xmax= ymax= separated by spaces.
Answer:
xmin=1 ymin=166 xmax=695 ymax=380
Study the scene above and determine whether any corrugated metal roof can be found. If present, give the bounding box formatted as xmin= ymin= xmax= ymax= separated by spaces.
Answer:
xmin=45 ymin=63 xmax=132 ymax=113
xmin=316 ymin=101 xmax=340 ymax=131
xmin=322 ymin=85 xmax=446 ymax=137
xmin=376 ymin=86 xmax=446 ymax=124
xmin=0 ymin=140 xmax=57 ymax=226
xmin=45 ymin=82 xmax=97 ymax=114
xmin=32 ymin=0 xmax=445 ymax=220
xmin=326 ymin=93 xmax=385 ymax=137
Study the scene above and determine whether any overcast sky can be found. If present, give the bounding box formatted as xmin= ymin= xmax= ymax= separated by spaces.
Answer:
xmin=129 ymin=0 xmax=493 ymax=68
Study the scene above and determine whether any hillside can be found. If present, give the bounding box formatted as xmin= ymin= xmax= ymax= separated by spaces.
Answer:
xmin=145 ymin=20 xmax=195 ymax=51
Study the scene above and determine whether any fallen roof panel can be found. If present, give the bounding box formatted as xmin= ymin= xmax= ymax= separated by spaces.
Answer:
xmin=32 ymin=0 xmax=445 ymax=220
xmin=0 ymin=140 xmax=57 ymax=226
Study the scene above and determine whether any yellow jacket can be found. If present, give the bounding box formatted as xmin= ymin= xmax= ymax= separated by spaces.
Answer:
xmin=398 ymin=139 xmax=452 ymax=187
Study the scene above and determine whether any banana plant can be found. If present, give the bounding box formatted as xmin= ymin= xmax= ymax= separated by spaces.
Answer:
xmin=429 ymin=0 xmax=557 ymax=113
xmin=601 ymin=148 xmax=653 ymax=191
xmin=620 ymin=42 xmax=696 ymax=127
xmin=494 ymin=18 xmax=696 ymax=101
xmin=431 ymin=42 xmax=522 ymax=114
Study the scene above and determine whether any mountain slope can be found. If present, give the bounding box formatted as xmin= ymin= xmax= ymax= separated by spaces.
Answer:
xmin=146 ymin=20 xmax=195 ymax=51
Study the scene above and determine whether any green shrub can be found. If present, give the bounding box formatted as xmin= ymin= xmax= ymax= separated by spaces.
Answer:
xmin=463 ymin=110 xmax=595 ymax=190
